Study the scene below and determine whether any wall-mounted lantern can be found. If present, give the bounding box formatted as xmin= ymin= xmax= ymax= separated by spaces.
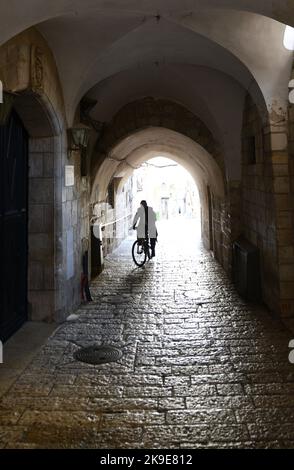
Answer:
xmin=67 ymin=123 xmax=91 ymax=156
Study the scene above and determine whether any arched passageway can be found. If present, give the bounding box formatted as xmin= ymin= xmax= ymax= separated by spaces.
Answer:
xmin=90 ymin=126 xmax=225 ymax=268
xmin=115 ymin=154 xmax=203 ymax=261
xmin=1 ymin=0 xmax=294 ymax=451
xmin=89 ymin=98 xmax=234 ymax=282
xmin=1 ymin=3 xmax=294 ymax=332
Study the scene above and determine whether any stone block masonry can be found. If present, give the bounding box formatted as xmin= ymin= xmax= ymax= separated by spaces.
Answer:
xmin=1 ymin=234 xmax=294 ymax=448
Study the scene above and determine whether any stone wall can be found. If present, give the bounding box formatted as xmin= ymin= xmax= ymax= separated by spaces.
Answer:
xmin=90 ymin=177 xmax=134 ymax=277
xmin=28 ymin=137 xmax=55 ymax=321
xmin=203 ymin=180 xmax=241 ymax=275
xmin=0 ymin=28 xmax=91 ymax=323
xmin=240 ymin=91 xmax=294 ymax=328
xmin=200 ymin=186 xmax=213 ymax=252
xmin=56 ymin=149 xmax=91 ymax=320
xmin=241 ymin=94 xmax=279 ymax=310
xmin=278 ymin=63 xmax=294 ymax=329
xmin=0 ymin=28 xmax=65 ymax=128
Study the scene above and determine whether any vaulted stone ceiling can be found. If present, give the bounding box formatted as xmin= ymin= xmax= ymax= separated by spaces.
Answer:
xmin=1 ymin=1 xmax=293 ymax=126
xmin=36 ymin=9 xmax=292 ymax=123
xmin=1 ymin=1 xmax=294 ymax=40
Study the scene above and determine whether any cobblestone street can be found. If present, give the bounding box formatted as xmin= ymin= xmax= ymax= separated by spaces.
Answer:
xmin=1 ymin=220 xmax=294 ymax=449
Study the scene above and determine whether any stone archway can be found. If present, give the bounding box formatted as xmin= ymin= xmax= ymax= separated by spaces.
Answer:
xmin=89 ymin=99 xmax=229 ymax=274
xmin=91 ymin=97 xmax=224 ymax=183
xmin=14 ymin=93 xmax=59 ymax=322
xmin=0 ymin=29 xmax=66 ymax=328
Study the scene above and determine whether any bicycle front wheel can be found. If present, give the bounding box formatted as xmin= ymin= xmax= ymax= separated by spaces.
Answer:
xmin=132 ymin=240 xmax=147 ymax=267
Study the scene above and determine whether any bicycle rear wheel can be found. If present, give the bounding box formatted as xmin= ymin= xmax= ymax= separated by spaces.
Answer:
xmin=132 ymin=240 xmax=147 ymax=267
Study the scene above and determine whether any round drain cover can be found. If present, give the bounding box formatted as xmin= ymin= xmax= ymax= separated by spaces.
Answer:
xmin=74 ymin=345 xmax=122 ymax=365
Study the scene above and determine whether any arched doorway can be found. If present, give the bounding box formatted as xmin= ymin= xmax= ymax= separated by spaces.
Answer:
xmin=14 ymin=91 xmax=60 ymax=327
xmin=0 ymin=111 xmax=28 ymax=341
xmin=0 ymin=87 xmax=63 ymax=340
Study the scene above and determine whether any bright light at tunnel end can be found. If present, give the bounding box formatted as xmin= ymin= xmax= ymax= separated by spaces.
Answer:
xmin=284 ymin=25 xmax=294 ymax=51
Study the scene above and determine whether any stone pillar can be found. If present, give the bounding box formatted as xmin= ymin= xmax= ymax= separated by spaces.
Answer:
xmin=28 ymin=137 xmax=54 ymax=321
xmin=275 ymin=71 xmax=294 ymax=329
xmin=241 ymin=94 xmax=283 ymax=317
xmin=222 ymin=180 xmax=242 ymax=274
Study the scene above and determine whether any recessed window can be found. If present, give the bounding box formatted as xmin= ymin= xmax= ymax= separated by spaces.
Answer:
xmin=284 ymin=26 xmax=294 ymax=51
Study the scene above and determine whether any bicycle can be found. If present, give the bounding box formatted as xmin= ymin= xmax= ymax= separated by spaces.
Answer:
xmin=132 ymin=231 xmax=152 ymax=267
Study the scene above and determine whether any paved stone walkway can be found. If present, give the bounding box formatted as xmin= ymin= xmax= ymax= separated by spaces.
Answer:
xmin=1 ymin=220 xmax=294 ymax=449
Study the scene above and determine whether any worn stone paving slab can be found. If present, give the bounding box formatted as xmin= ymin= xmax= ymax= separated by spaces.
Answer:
xmin=0 ymin=227 xmax=294 ymax=449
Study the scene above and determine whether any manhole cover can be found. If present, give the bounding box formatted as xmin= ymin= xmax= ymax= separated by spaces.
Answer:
xmin=74 ymin=345 xmax=123 ymax=365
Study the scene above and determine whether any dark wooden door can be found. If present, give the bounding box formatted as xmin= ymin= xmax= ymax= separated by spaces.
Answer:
xmin=0 ymin=111 xmax=28 ymax=342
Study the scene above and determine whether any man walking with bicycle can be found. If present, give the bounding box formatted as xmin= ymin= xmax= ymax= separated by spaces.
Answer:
xmin=133 ymin=200 xmax=158 ymax=258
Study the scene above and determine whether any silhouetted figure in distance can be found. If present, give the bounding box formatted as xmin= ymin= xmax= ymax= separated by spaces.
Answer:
xmin=133 ymin=200 xmax=157 ymax=257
